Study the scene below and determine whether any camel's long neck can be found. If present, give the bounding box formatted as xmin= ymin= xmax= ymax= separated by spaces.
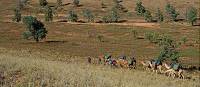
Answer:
xmin=164 ymin=64 xmax=171 ymax=69
xmin=141 ymin=61 xmax=146 ymax=66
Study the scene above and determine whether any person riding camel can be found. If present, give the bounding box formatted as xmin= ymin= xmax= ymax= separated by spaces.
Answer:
xmin=104 ymin=54 xmax=112 ymax=64
xmin=128 ymin=56 xmax=137 ymax=69
xmin=119 ymin=55 xmax=126 ymax=60
xmin=170 ymin=60 xmax=181 ymax=71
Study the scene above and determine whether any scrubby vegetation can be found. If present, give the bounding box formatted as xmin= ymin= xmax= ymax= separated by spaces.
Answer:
xmin=83 ymin=9 xmax=94 ymax=22
xmin=39 ymin=0 xmax=48 ymax=7
xmin=135 ymin=0 xmax=146 ymax=16
xmin=22 ymin=16 xmax=48 ymax=42
xmin=44 ymin=6 xmax=53 ymax=22
xmin=73 ymin=0 xmax=80 ymax=7
xmin=143 ymin=10 xmax=152 ymax=22
xmin=102 ymin=8 xmax=120 ymax=23
xmin=186 ymin=6 xmax=198 ymax=26
xmin=155 ymin=8 xmax=164 ymax=22
xmin=12 ymin=8 xmax=21 ymax=22
xmin=67 ymin=10 xmax=78 ymax=22
xmin=165 ymin=3 xmax=179 ymax=21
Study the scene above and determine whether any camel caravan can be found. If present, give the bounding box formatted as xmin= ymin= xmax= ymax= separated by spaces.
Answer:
xmin=88 ymin=54 xmax=185 ymax=79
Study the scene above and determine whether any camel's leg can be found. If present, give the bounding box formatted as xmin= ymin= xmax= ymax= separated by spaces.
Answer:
xmin=159 ymin=66 xmax=163 ymax=74
xmin=178 ymin=70 xmax=184 ymax=79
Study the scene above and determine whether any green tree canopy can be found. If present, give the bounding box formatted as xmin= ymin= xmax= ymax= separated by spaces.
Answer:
xmin=44 ymin=6 xmax=53 ymax=22
xmin=165 ymin=3 xmax=179 ymax=21
xmin=135 ymin=0 xmax=146 ymax=16
xmin=22 ymin=16 xmax=48 ymax=42
xmin=186 ymin=6 xmax=197 ymax=26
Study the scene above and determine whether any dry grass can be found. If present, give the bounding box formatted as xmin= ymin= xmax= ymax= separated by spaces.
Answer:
xmin=0 ymin=48 xmax=199 ymax=87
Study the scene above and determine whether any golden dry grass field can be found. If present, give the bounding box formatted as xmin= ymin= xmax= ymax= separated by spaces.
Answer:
xmin=0 ymin=0 xmax=200 ymax=87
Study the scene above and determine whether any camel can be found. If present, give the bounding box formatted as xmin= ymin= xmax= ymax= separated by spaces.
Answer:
xmin=163 ymin=63 xmax=184 ymax=79
xmin=140 ymin=60 xmax=163 ymax=73
xmin=140 ymin=60 xmax=152 ymax=71
xmin=98 ymin=55 xmax=106 ymax=65
xmin=116 ymin=59 xmax=129 ymax=68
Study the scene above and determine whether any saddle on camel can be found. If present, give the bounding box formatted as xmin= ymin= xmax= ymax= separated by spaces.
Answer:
xmin=150 ymin=59 xmax=163 ymax=73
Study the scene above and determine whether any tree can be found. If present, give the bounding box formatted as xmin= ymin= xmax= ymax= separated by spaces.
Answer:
xmin=155 ymin=8 xmax=164 ymax=22
xmin=165 ymin=3 xmax=179 ymax=21
xmin=110 ymin=8 xmax=120 ymax=22
xmin=73 ymin=0 xmax=79 ymax=7
xmin=22 ymin=16 xmax=48 ymax=42
xmin=102 ymin=8 xmax=120 ymax=23
xmin=44 ymin=6 xmax=53 ymax=22
xmin=157 ymin=34 xmax=180 ymax=61
xmin=83 ymin=9 xmax=94 ymax=22
xmin=101 ymin=1 xmax=106 ymax=8
xmin=39 ymin=0 xmax=48 ymax=7
xmin=135 ymin=0 xmax=146 ymax=16
xmin=113 ymin=0 xmax=127 ymax=12
xmin=67 ymin=10 xmax=78 ymax=22
xmin=186 ymin=6 xmax=197 ymax=26
xmin=12 ymin=8 xmax=21 ymax=22
xmin=144 ymin=10 xmax=152 ymax=22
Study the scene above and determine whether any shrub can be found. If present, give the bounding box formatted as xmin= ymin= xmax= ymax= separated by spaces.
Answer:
xmin=186 ymin=6 xmax=197 ymax=26
xmin=144 ymin=10 xmax=153 ymax=22
xmin=131 ymin=30 xmax=138 ymax=39
xmin=22 ymin=16 xmax=48 ymax=42
xmin=97 ymin=35 xmax=104 ymax=42
xmin=67 ymin=10 xmax=78 ymax=22
xmin=17 ymin=0 xmax=30 ymax=9
xmin=110 ymin=8 xmax=120 ymax=22
xmin=102 ymin=8 xmax=120 ymax=23
xmin=135 ymin=0 xmax=146 ymax=16
xmin=180 ymin=36 xmax=187 ymax=44
xmin=156 ymin=34 xmax=180 ymax=61
xmin=73 ymin=0 xmax=79 ymax=7
xmin=101 ymin=1 xmax=106 ymax=8
xmin=155 ymin=8 xmax=164 ymax=22
xmin=39 ymin=0 xmax=48 ymax=7
xmin=165 ymin=3 xmax=179 ymax=21
xmin=113 ymin=0 xmax=127 ymax=12
xmin=145 ymin=32 xmax=160 ymax=43
xmin=44 ymin=6 xmax=53 ymax=22
xmin=83 ymin=9 xmax=94 ymax=22
xmin=12 ymin=8 xmax=21 ymax=22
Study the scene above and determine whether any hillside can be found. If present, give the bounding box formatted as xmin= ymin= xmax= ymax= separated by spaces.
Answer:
xmin=0 ymin=0 xmax=199 ymax=87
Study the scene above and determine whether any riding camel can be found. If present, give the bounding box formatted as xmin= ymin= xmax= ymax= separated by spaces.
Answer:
xmin=140 ymin=60 xmax=152 ymax=70
xmin=140 ymin=60 xmax=163 ymax=73
xmin=116 ymin=58 xmax=136 ymax=69
xmin=116 ymin=59 xmax=129 ymax=68
xmin=163 ymin=63 xmax=184 ymax=79
xmin=98 ymin=55 xmax=106 ymax=64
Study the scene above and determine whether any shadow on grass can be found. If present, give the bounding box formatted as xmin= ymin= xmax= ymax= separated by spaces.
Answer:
xmin=45 ymin=40 xmax=67 ymax=43
xmin=62 ymin=3 xmax=71 ymax=6
xmin=22 ymin=40 xmax=67 ymax=44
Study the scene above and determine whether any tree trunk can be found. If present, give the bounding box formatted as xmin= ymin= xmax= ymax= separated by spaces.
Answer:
xmin=36 ymin=37 xmax=39 ymax=42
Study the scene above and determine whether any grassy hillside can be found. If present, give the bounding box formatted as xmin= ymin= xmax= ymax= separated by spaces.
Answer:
xmin=0 ymin=48 xmax=199 ymax=87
